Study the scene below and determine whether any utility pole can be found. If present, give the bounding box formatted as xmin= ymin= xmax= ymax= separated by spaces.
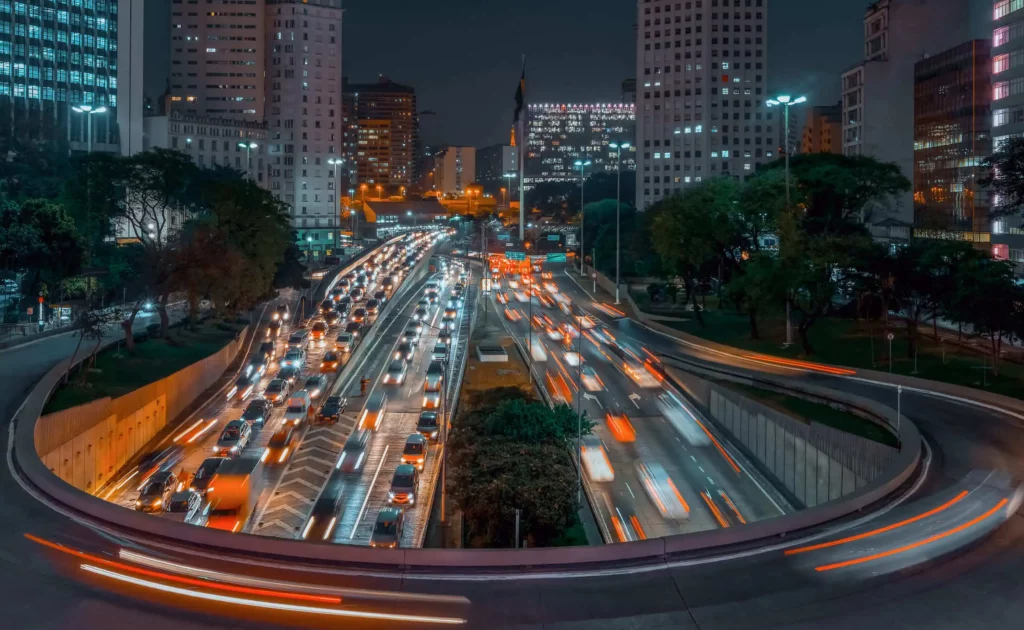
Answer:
xmin=514 ymin=509 xmax=521 ymax=549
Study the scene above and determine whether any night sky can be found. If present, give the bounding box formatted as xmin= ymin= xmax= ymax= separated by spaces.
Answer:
xmin=143 ymin=0 xmax=989 ymax=148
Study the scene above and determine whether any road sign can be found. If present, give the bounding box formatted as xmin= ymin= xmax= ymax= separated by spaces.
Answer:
xmin=506 ymin=251 xmax=525 ymax=261
xmin=497 ymin=233 xmax=511 ymax=241
xmin=26 ymin=307 xmax=33 ymax=315
xmin=545 ymin=253 xmax=567 ymax=263
xmin=547 ymin=234 xmax=560 ymax=241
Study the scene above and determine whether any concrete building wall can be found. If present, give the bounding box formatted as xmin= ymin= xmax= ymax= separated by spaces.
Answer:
xmin=36 ymin=330 xmax=247 ymax=494
xmin=117 ymin=0 xmax=145 ymax=156
xmin=800 ymin=103 xmax=842 ymax=154
xmin=437 ymin=146 xmax=476 ymax=195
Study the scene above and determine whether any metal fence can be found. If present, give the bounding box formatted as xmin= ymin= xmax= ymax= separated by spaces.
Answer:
xmin=676 ymin=372 xmax=899 ymax=509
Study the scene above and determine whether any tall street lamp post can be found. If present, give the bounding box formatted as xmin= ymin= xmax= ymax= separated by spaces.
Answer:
xmin=72 ymin=104 xmax=108 ymax=153
xmin=238 ymin=141 xmax=258 ymax=180
xmin=574 ymin=160 xmax=591 ymax=277
xmin=328 ymin=158 xmax=344 ymax=251
xmin=766 ymin=94 xmax=806 ymax=347
xmin=608 ymin=142 xmax=630 ymax=304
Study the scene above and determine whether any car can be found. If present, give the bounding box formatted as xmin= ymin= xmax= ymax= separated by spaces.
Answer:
xmin=302 ymin=374 xmax=327 ymax=398
xmin=424 ymin=360 xmax=444 ymax=391
xmin=635 ymin=461 xmax=689 ymax=520
xmin=422 ymin=389 xmax=441 ymax=410
xmin=276 ymin=365 xmax=301 ymax=383
xmin=303 ymin=477 xmax=345 ymax=541
xmin=349 ymin=287 xmax=364 ymax=301
xmin=335 ymin=332 xmax=355 ymax=352
xmin=444 ymin=307 xmax=458 ymax=320
xmin=407 ymin=320 xmax=424 ymax=335
xmin=606 ymin=411 xmax=636 ymax=442
xmin=160 ymin=489 xmax=207 ymax=526
xmin=545 ymin=326 xmax=562 ymax=341
xmin=426 ymin=291 xmax=439 ymax=305
xmin=323 ymin=311 xmax=341 ymax=328
xmin=227 ymin=374 xmax=255 ymax=401
xmin=280 ymin=347 xmax=306 ymax=368
xmin=383 ymin=359 xmax=408 ymax=385
xmin=320 ymin=299 xmax=335 ymax=314
xmin=431 ymin=342 xmax=448 ymax=362
xmin=437 ymin=329 xmax=452 ymax=346
xmin=266 ymin=319 xmax=283 ymax=337
xmin=136 ymin=446 xmax=184 ymax=485
xmin=317 ymin=395 xmax=347 ymax=424
xmin=265 ymin=427 xmax=297 ymax=465
xmin=581 ymin=365 xmax=603 ymax=392
xmin=401 ymin=434 xmax=429 ymax=471
xmin=440 ymin=315 xmax=456 ymax=330
xmin=257 ymin=341 xmax=277 ymax=363
xmin=320 ymin=350 xmax=341 ymax=372
xmin=350 ymin=307 xmax=367 ymax=323
xmin=135 ymin=471 xmax=178 ymax=513
xmin=416 ymin=411 xmax=440 ymax=439
xmin=284 ymin=390 xmax=313 ymax=425
xmin=336 ymin=294 xmax=352 ymax=309
xmin=338 ymin=429 xmax=373 ymax=472
xmin=388 ymin=464 xmax=419 ymax=505
xmin=581 ymin=436 xmax=615 ymax=482
xmin=374 ymin=290 xmax=388 ymax=302
xmin=564 ymin=351 xmax=582 ymax=367
xmin=412 ymin=307 xmax=428 ymax=322
xmin=245 ymin=358 xmax=267 ymax=380
xmin=189 ymin=457 xmax=228 ymax=496
xmin=496 ymin=292 xmax=509 ymax=305
xmin=345 ymin=321 xmax=362 ymax=336
xmin=394 ymin=342 xmax=416 ymax=362
xmin=241 ymin=398 xmax=272 ymax=426
xmin=366 ymin=299 xmax=380 ymax=315
xmin=273 ymin=304 xmax=289 ymax=321
xmin=370 ymin=507 xmax=404 ymax=548
xmin=401 ymin=327 xmax=421 ymax=345
xmin=417 ymin=298 xmax=430 ymax=309
xmin=311 ymin=321 xmax=329 ymax=343
xmin=360 ymin=391 xmax=388 ymax=430
xmin=264 ymin=378 xmax=290 ymax=404
xmin=331 ymin=287 xmax=346 ymax=301
xmin=446 ymin=297 xmax=460 ymax=310
xmin=213 ymin=420 xmax=251 ymax=457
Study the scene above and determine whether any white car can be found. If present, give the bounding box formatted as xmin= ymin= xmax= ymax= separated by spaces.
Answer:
xmin=581 ymin=366 xmax=603 ymax=392
xmin=635 ymin=461 xmax=689 ymax=520
xmin=564 ymin=351 xmax=582 ymax=367
xmin=581 ymin=437 xmax=614 ymax=482
xmin=383 ymin=360 xmax=408 ymax=385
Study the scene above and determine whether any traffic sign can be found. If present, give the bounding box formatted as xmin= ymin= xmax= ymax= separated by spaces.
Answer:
xmin=506 ymin=251 xmax=526 ymax=261
xmin=545 ymin=253 xmax=567 ymax=263
xmin=547 ymin=234 xmax=560 ymax=241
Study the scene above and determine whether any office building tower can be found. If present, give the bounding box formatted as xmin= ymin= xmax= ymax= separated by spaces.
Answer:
xmin=0 ymin=0 xmax=125 ymax=150
xmin=841 ymin=0 xmax=977 ymax=224
xmin=476 ymin=143 xmax=518 ymax=198
xmin=264 ymin=0 xmax=343 ymax=257
xmin=117 ymin=0 xmax=144 ymax=155
xmin=622 ymin=78 xmax=637 ymax=104
xmin=525 ymin=103 xmax=635 ymax=189
xmin=168 ymin=0 xmax=264 ymax=120
xmin=800 ymin=103 xmax=842 ymax=155
xmin=635 ymin=0 xmax=771 ymax=210
xmin=992 ymin=0 xmax=1024 ymax=267
xmin=343 ymin=76 xmax=418 ymax=196
xmin=433 ymin=146 xmax=475 ymax=196
xmin=913 ymin=40 xmax=991 ymax=238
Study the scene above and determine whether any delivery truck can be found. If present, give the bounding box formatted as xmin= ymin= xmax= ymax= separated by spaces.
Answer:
xmin=204 ymin=456 xmax=262 ymax=533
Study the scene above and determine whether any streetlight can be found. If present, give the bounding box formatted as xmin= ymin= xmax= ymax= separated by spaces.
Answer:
xmin=574 ymin=160 xmax=592 ymax=276
xmin=328 ymin=158 xmax=344 ymax=251
xmin=500 ymin=186 xmax=507 ymax=209
xmin=609 ymin=142 xmax=630 ymax=304
xmin=407 ymin=209 xmax=416 ymax=228
xmin=375 ymin=184 xmax=383 ymax=200
xmin=766 ymin=94 xmax=806 ymax=347
xmin=359 ymin=184 xmax=368 ymax=202
xmin=72 ymin=104 xmax=108 ymax=153
xmin=238 ymin=141 xmax=258 ymax=180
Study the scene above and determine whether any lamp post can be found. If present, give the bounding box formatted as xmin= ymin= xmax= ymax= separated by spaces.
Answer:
xmin=359 ymin=184 xmax=367 ymax=202
xmin=608 ymin=142 xmax=630 ymax=304
xmin=766 ymin=94 xmax=806 ymax=347
xmin=574 ymin=160 xmax=591 ymax=277
xmin=376 ymin=184 xmax=383 ymax=200
xmin=238 ymin=141 xmax=258 ymax=180
xmin=72 ymin=104 xmax=108 ymax=153
xmin=407 ymin=210 xmax=416 ymax=229
xmin=500 ymin=187 xmax=507 ymax=209
xmin=328 ymin=158 xmax=344 ymax=251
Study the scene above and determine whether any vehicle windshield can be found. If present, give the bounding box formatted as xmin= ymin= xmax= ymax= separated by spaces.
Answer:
xmin=404 ymin=442 xmax=424 ymax=456
xmin=195 ymin=463 xmax=218 ymax=479
xmin=267 ymin=382 xmax=283 ymax=392
xmin=419 ymin=415 xmax=437 ymax=427
xmin=222 ymin=428 xmax=240 ymax=439
xmin=374 ymin=520 xmax=397 ymax=535
xmin=389 ymin=361 xmax=404 ymax=372
xmin=167 ymin=498 xmax=191 ymax=512
xmin=141 ymin=483 xmax=165 ymax=497
xmin=269 ymin=432 xmax=290 ymax=447
xmin=286 ymin=403 xmax=304 ymax=414
xmin=393 ymin=473 xmax=414 ymax=487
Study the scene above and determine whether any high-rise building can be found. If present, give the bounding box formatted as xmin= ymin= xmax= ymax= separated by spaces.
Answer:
xmin=435 ymin=146 xmax=476 ymax=196
xmin=525 ymin=103 xmax=635 ymax=189
xmin=264 ymin=0 xmax=343 ymax=257
xmin=840 ymin=0 xmax=977 ymax=224
xmin=622 ymin=78 xmax=637 ymax=104
xmin=117 ymin=0 xmax=144 ymax=156
xmin=475 ymin=143 xmax=518 ymax=198
xmin=635 ymin=0 xmax=772 ymax=210
xmin=913 ymin=40 xmax=991 ymax=238
xmin=0 ymin=0 xmax=126 ymax=151
xmin=992 ymin=0 xmax=1024 ymax=267
xmin=800 ymin=103 xmax=842 ymax=155
xmin=342 ymin=76 xmax=418 ymax=196
xmin=168 ymin=0 xmax=265 ymax=121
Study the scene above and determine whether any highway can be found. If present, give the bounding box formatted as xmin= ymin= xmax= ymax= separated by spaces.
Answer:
xmin=487 ymin=269 xmax=788 ymax=542
xmin=5 ymin=246 xmax=1024 ymax=628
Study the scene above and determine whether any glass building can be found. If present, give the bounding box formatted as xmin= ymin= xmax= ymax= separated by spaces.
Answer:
xmin=0 ymin=0 xmax=120 ymax=149
xmin=913 ymin=39 xmax=991 ymax=238
xmin=524 ymin=103 xmax=635 ymax=190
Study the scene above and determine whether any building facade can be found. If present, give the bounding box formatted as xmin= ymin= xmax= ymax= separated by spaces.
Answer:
xmin=168 ymin=0 xmax=264 ymax=121
xmin=0 ymin=0 xmax=127 ymax=151
xmin=992 ymin=0 xmax=1024 ymax=267
xmin=435 ymin=146 xmax=475 ymax=196
xmin=342 ymin=76 xmax=417 ymax=196
xmin=800 ymin=102 xmax=842 ymax=155
xmin=840 ymin=0 xmax=977 ymax=225
xmin=913 ymin=40 xmax=991 ymax=237
xmin=622 ymin=78 xmax=637 ymax=104
xmin=525 ymin=103 xmax=635 ymax=189
xmin=475 ymin=143 xmax=518 ymax=198
xmin=264 ymin=0 xmax=343 ymax=257
xmin=143 ymin=108 xmax=268 ymax=183
xmin=635 ymin=0 xmax=772 ymax=210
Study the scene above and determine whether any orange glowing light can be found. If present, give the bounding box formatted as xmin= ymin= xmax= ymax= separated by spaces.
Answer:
xmin=606 ymin=412 xmax=636 ymax=442
xmin=814 ymin=498 xmax=1009 ymax=572
xmin=718 ymin=490 xmax=747 ymax=525
xmin=785 ymin=490 xmax=969 ymax=556
xmin=701 ymin=491 xmax=730 ymax=528
xmin=742 ymin=354 xmax=856 ymax=376
xmin=630 ymin=515 xmax=647 ymax=540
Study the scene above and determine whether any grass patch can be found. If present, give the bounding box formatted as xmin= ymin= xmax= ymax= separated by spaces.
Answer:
xmin=659 ymin=309 xmax=1024 ymax=402
xmin=716 ymin=380 xmax=899 ymax=448
xmin=44 ymin=322 xmax=242 ymax=413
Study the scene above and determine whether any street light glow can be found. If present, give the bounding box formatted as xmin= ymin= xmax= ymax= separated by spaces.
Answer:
xmin=793 ymin=96 xmax=808 ymax=104
xmin=777 ymin=95 xmax=792 ymax=104
xmin=238 ymin=142 xmax=257 ymax=149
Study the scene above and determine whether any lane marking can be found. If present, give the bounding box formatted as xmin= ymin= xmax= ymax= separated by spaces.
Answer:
xmin=624 ymin=482 xmax=635 ymax=498
xmin=350 ymin=444 xmax=389 ymax=539
xmin=707 ymin=476 xmax=715 ymax=486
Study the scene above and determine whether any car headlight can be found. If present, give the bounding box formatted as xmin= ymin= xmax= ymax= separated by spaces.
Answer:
xmin=388 ymin=491 xmax=395 ymax=499
xmin=153 ymin=499 xmax=162 ymax=507
xmin=230 ymin=446 xmax=239 ymax=453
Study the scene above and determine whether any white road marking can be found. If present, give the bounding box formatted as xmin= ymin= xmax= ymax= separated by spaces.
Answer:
xmin=625 ymin=482 xmax=635 ymax=498
xmin=707 ymin=476 xmax=715 ymax=486
xmin=350 ymin=444 xmax=390 ymax=539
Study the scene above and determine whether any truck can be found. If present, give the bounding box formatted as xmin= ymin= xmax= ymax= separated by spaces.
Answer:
xmin=204 ymin=457 xmax=262 ymax=533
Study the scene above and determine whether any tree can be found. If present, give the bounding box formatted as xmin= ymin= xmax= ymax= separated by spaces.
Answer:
xmin=724 ymin=253 xmax=786 ymax=340
xmin=980 ymin=135 xmax=1024 ymax=218
xmin=0 ymin=198 xmax=84 ymax=299
xmin=63 ymin=307 xmax=122 ymax=385
xmin=956 ymin=257 xmax=1023 ymax=376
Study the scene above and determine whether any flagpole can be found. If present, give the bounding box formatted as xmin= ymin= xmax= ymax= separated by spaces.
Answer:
xmin=518 ymin=55 xmax=526 ymax=243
